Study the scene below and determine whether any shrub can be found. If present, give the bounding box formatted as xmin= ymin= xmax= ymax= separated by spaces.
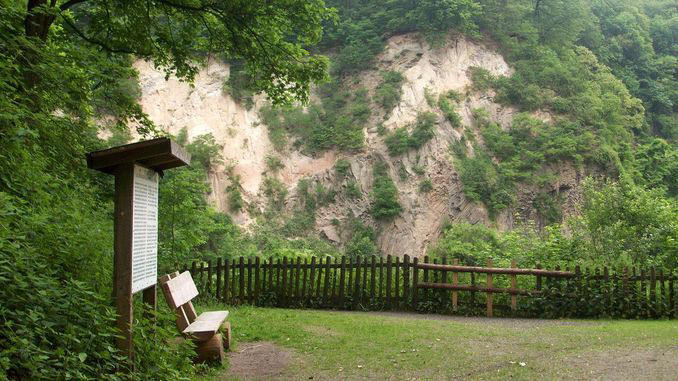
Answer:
xmin=468 ymin=66 xmax=496 ymax=92
xmin=375 ymin=71 xmax=404 ymax=114
xmin=262 ymin=177 xmax=288 ymax=210
xmin=227 ymin=184 xmax=244 ymax=212
xmin=345 ymin=181 xmax=361 ymax=199
xmin=223 ymin=60 xmax=256 ymax=109
xmin=438 ymin=96 xmax=461 ymax=127
xmin=384 ymin=127 xmax=410 ymax=156
xmin=419 ymin=179 xmax=433 ymax=193
xmin=371 ymin=163 xmax=402 ymax=219
xmin=334 ymin=158 xmax=351 ymax=178
xmin=345 ymin=220 xmax=377 ymax=258
xmin=265 ymin=155 xmax=284 ymax=173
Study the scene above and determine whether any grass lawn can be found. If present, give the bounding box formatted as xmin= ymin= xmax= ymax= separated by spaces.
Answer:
xmin=194 ymin=305 xmax=678 ymax=380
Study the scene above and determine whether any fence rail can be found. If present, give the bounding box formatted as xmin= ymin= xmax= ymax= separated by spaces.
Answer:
xmin=176 ymin=255 xmax=676 ymax=318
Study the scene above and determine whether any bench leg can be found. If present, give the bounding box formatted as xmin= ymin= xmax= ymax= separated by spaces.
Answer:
xmin=220 ymin=321 xmax=232 ymax=351
xmin=194 ymin=334 xmax=225 ymax=364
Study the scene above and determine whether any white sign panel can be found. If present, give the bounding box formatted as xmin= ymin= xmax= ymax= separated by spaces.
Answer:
xmin=131 ymin=165 xmax=159 ymax=293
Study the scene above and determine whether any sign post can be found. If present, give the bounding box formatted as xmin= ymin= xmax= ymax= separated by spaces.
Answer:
xmin=87 ymin=138 xmax=190 ymax=360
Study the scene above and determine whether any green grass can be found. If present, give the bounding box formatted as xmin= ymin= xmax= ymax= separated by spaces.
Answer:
xmin=195 ymin=305 xmax=678 ymax=380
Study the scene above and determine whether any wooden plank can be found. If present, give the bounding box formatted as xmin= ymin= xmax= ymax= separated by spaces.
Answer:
xmin=510 ymin=260 xmax=517 ymax=314
xmin=183 ymin=311 xmax=229 ymax=341
xmin=402 ymin=255 xmax=410 ymax=307
xmin=303 ymin=257 xmax=315 ymax=302
xmin=304 ymin=257 xmax=311 ymax=303
xmin=338 ymin=256 xmax=346 ymax=307
xmin=486 ymin=259 xmax=493 ymax=317
xmin=417 ymin=282 xmax=539 ymax=295
xmin=395 ymin=256 xmax=400 ymax=307
xmin=354 ymin=256 xmax=362 ymax=308
xmin=379 ymin=256 xmax=384 ymax=301
xmin=238 ymin=257 xmax=245 ymax=304
xmin=370 ymin=255 xmax=377 ymax=304
xmin=199 ymin=262 xmax=205 ymax=293
xmin=254 ymin=257 xmax=261 ymax=305
xmin=423 ymin=256 xmax=429 ymax=302
xmin=323 ymin=257 xmax=331 ymax=305
xmin=452 ymin=259 xmax=459 ymax=312
xmin=386 ymin=255 xmax=393 ymax=308
xmin=315 ymin=257 xmax=322 ymax=299
xmin=650 ymin=267 xmax=657 ymax=315
xmin=142 ymin=285 xmax=157 ymax=320
xmin=331 ymin=257 xmax=337 ymax=306
xmin=281 ymin=257 xmax=288 ymax=306
xmin=362 ymin=256 xmax=368 ymax=303
xmin=669 ymin=270 xmax=675 ymax=317
xmin=294 ymin=257 xmax=302 ymax=302
xmin=416 ymin=263 xmax=575 ymax=277
xmin=535 ymin=263 xmax=542 ymax=291
xmin=658 ymin=269 xmax=664 ymax=316
xmin=412 ymin=257 xmax=419 ymax=309
xmin=207 ymin=260 xmax=213 ymax=296
xmin=223 ymin=258 xmax=230 ymax=304
xmin=246 ymin=258 xmax=252 ymax=304
xmin=216 ymin=259 xmax=222 ymax=300
xmin=275 ymin=258 xmax=281 ymax=304
xmin=604 ymin=266 xmax=610 ymax=315
xmin=441 ymin=257 xmax=447 ymax=308
xmin=268 ymin=258 xmax=274 ymax=296
xmin=347 ymin=257 xmax=353 ymax=304
xmin=163 ymin=271 xmax=199 ymax=309
xmin=231 ymin=259 xmax=237 ymax=305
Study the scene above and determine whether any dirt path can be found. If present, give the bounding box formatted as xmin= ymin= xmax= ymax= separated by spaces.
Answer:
xmin=225 ymin=342 xmax=293 ymax=380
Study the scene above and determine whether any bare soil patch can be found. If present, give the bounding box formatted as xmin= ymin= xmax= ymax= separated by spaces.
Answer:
xmin=564 ymin=347 xmax=678 ymax=380
xmin=227 ymin=341 xmax=292 ymax=380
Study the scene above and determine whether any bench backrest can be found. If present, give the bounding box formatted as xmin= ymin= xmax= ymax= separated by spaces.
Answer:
xmin=159 ymin=271 xmax=198 ymax=332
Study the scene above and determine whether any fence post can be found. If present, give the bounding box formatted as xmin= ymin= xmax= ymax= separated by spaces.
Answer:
xmin=207 ymin=260 xmax=212 ymax=296
xmin=669 ymin=271 xmax=675 ymax=317
xmin=650 ymin=267 xmax=657 ymax=317
xmin=510 ymin=260 xmax=517 ymax=315
xmin=315 ymin=257 xmax=323 ymax=299
xmin=280 ymin=257 xmax=288 ymax=306
xmin=379 ymin=256 xmax=384 ymax=302
xmin=254 ymin=257 xmax=261 ymax=305
xmin=395 ymin=256 xmax=400 ymax=308
xmin=338 ymin=256 xmax=347 ymax=307
xmin=386 ymin=255 xmax=393 ymax=309
xmin=323 ymin=257 xmax=331 ymax=306
xmin=239 ymin=257 xmax=245 ymax=305
xmin=403 ymin=255 xmax=410 ymax=308
xmin=354 ymin=256 xmax=362 ymax=309
xmin=658 ymin=269 xmax=665 ymax=317
xmin=294 ymin=257 xmax=302 ymax=303
xmin=535 ymin=263 xmax=542 ymax=292
xmin=452 ymin=258 xmax=459 ymax=312
xmin=307 ymin=257 xmax=315 ymax=304
xmin=362 ymin=256 xmax=368 ymax=303
xmin=423 ymin=256 xmax=429 ymax=303
xmin=246 ymin=258 xmax=252 ymax=304
xmin=370 ymin=255 xmax=377 ymax=305
xmin=231 ymin=259 xmax=237 ymax=304
xmin=486 ymin=259 xmax=493 ymax=318
xmin=412 ymin=257 xmax=419 ymax=310
xmin=603 ymin=266 xmax=610 ymax=316
xmin=223 ymin=258 xmax=230 ymax=304
xmin=216 ymin=258 xmax=222 ymax=301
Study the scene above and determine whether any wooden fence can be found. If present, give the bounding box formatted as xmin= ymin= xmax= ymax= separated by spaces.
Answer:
xmin=178 ymin=255 xmax=676 ymax=318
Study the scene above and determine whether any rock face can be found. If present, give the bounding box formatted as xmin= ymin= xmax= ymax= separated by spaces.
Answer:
xmin=134 ymin=33 xmax=581 ymax=257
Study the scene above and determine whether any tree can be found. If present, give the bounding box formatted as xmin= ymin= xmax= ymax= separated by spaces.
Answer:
xmin=19 ymin=0 xmax=334 ymax=106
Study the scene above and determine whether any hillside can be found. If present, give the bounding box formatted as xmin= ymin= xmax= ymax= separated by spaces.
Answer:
xmin=136 ymin=34 xmax=583 ymax=256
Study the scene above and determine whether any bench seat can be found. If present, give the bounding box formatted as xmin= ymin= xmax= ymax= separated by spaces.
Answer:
xmin=183 ymin=311 xmax=229 ymax=341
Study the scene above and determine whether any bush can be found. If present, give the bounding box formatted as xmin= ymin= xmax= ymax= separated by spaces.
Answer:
xmin=262 ymin=177 xmax=288 ymax=211
xmin=334 ymin=158 xmax=351 ymax=178
xmin=223 ymin=60 xmax=256 ymax=109
xmin=345 ymin=181 xmax=362 ymax=199
xmin=419 ymin=179 xmax=433 ymax=193
xmin=345 ymin=220 xmax=378 ymax=258
xmin=375 ymin=71 xmax=404 ymax=114
xmin=371 ymin=163 xmax=401 ymax=219
xmin=468 ymin=66 xmax=496 ymax=92
xmin=384 ymin=112 xmax=438 ymax=156
xmin=227 ymin=184 xmax=244 ymax=212
xmin=265 ymin=155 xmax=284 ymax=173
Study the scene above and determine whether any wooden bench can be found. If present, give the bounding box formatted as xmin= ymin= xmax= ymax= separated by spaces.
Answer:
xmin=159 ymin=271 xmax=231 ymax=363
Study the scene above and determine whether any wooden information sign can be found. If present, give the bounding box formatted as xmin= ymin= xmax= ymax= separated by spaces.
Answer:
xmin=87 ymin=137 xmax=190 ymax=360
